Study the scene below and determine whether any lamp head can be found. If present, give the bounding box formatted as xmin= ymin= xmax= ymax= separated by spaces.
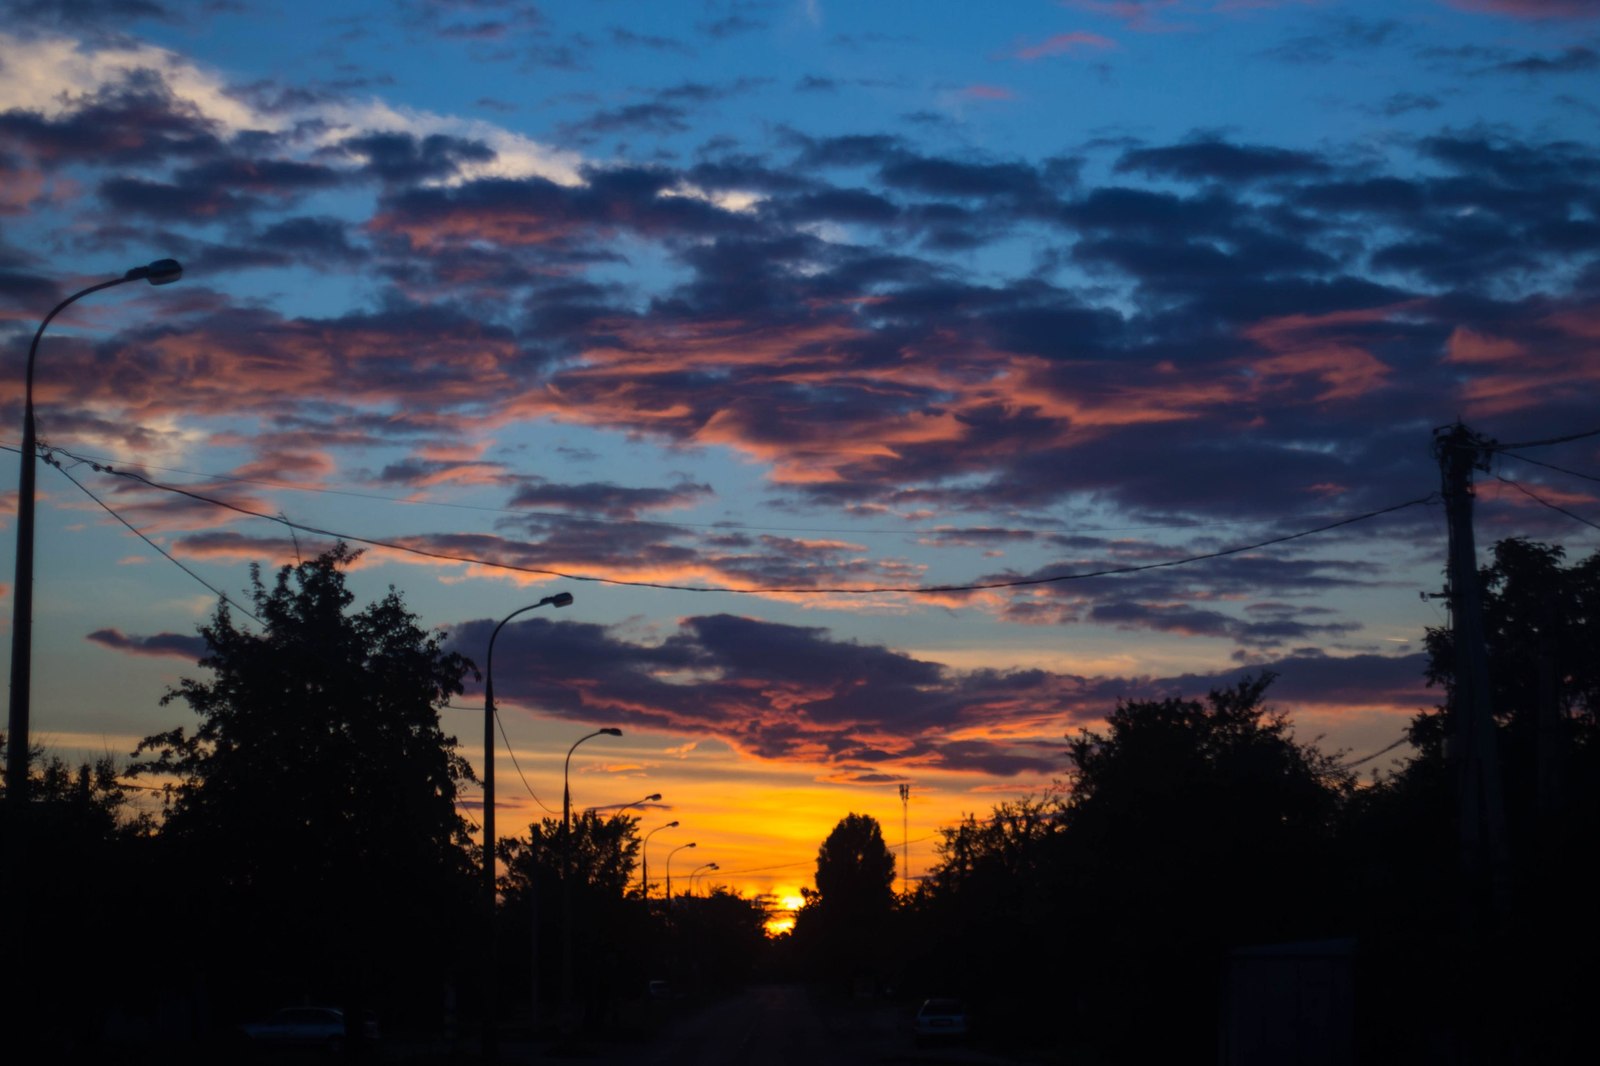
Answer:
xmin=126 ymin=259 xmax=183 ymax=285
xmin=645 ymin=793 xmax=662 ymax=802
xmin=686 ymin=841 xmax=697 ymax=849
xmin=666 ymin=820 xmax=680 ymax=828
xmin=541 ymin=591 xmax=574 ymax=608
xmin=601 ymin=727 xmax=622 ymax=737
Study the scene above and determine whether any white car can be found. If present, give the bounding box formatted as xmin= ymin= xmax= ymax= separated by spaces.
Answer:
xmin=914 ymin=998 xmax=969 ymax=1045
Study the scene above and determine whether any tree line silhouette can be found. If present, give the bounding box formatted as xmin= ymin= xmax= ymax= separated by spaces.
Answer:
xmin=2 ymin=536 xmax=1596 ymax=1062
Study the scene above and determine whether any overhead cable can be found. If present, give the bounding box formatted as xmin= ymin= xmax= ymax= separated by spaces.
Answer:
xmin=1494 ymin=475 xmax=1600 ymax=533
xmin=45 ymin=448 xmax=1440 ymax=596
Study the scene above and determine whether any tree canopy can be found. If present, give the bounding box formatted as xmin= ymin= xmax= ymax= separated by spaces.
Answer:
xmin=812 ymin=811 xmax=896 ymax=916
xmin=130 ymin=544 xmax=478 ymax=1012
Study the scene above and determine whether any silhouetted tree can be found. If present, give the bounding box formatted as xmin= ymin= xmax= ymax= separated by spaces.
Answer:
xmin=907 ymin=793 xmax=1069 ymax=1029
xmin=0 ymin=748 xmax=160 ymax=1050
xmin=813 ymin=811 xmax=896 ymax=912
xmin=130 ymin=544 xmax=477 ymax=1024
xmin=496 ymin=811 xmax=646 ymax=1024
xmin=1062 ymin=674 xmax=1353 ymax=1062
xmin=1366 ymin=538 xmax=1600 ymax=1061
xmin=672 ymin=887 xmax=773 ymax=991
xmin=792 ymin=812 xmax=896 ymax=991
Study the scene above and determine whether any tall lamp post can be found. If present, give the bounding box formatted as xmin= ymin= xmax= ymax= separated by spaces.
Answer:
xmin=481 ymin=591 xmax=573 ymax=1060
xmin=642 ymin=819 xmax=679 ymax=899
xmin=6 ymin=259 xmax=183 ymax=803
xmin=561 ymin=726 xmax=621 ymax=1031
xmin=665 ymin=841 xmax=696 ymax=914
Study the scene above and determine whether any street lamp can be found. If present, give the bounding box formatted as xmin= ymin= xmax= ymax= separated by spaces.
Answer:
xmin=666 ymin=841 xmax=697 ymax=912
xmin=690 ymin=862 xmax=719 ymax=897
xmin=642 ymin=819 xmax=679 ymax=899
xmin=602 ymin=792 xmax=661 ymax=818
xmin=481 ymin=590 xmax=572 ymax=1060
xmin=561 ymin=726 xmax=621 ymax=1032
xmin=6 ymin=259 xmax=183 ymax=803
xmin=563 ymin=727 xmax=623 ymax=837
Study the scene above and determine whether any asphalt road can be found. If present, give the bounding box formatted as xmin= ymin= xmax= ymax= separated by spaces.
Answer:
xmin=636 ymin=985 xmax=894 ymax=1066
xmin=509 ymin=985 xmax=1037 ymax=1066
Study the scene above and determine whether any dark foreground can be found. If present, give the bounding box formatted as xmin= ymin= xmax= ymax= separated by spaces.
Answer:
xmin=220 ymin=985 xmax=1040 ymax=1066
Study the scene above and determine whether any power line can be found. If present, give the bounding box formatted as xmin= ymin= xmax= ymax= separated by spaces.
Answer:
xmin=1339 ymin=734 xmax=1411 ymax=769
xmin=12 ymin=439 xmax=1374 ymax=541
xmin=1499 ymin=450 xmax=1600 ymax=485
xmin=1490 ymin=426 xmax=1600 ymax=451
xmin=50 ymin=447 xmax=1439 ymax=596
xmin=495 ymin=706 xmax=559 ymax=816
xmin=1494 ymin=475 xmax=1600 ymax=533
xmin=42 ymin=450 xmax=264 ymax=626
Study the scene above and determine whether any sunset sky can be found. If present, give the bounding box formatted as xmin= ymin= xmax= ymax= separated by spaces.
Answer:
xmin=2 ymin=0 xmax=1598 ymax=922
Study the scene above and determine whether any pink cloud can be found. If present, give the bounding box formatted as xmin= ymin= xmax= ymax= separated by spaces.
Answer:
xmin=959 ymin=84 xmax=1017 ymax=101
xmin=1058 ymin=0 xmax=1190 ymax=32
xmin=1442 ymin=0 xmax=1600 ymax=17
xmin=1012 ymin=31 xmax=1117 ymax=60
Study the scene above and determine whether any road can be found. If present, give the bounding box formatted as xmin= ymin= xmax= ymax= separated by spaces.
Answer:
xmin=636 ymin=985 xmax=895 ymax=1066
xmin=508 ymin=984 xmax=1037 ymax=1066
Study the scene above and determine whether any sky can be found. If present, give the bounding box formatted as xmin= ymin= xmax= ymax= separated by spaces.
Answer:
xmin=2 ymin=0 xmax=1598 ymax=924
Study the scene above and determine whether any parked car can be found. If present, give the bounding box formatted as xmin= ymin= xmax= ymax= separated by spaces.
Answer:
xmin=913 ymin=997 xmax=969 ymax=1046
xmin=239 ymin=1006 xmax=377 ymax=1051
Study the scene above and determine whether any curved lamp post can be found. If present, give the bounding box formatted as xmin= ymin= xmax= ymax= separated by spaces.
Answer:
xmin=690 ymin=862 xmax=719 ymax=897
xmin=562 ymin=727 xmax=623 ymax=836
xmin=561 ymin=726 xmax=621 ymax=1031
xmin=665 ymin=841 xmax=697 ymax=914
xmin=6 ymin=259 xmax=183 ymax=803
xmin=604 ymin=792 xmax=661 ymax=818
xmin=481 ymin=590 xmax=572 ymax=1060
xmin=642 ymin=819 xmax=679 ymax=899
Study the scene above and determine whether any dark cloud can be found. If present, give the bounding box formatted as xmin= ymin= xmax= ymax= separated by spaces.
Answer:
xmin=1377 ymin=92 xmax=1443 ymax=116
xmin=447 ymin=611 xmax=1071 ymax=776
xmin=255 ymin=216 xmax=368 ymax=266
xmin=98 ymin=176 xmax=261 ymax=219
xmin=1115 ymin=140 xmax=1331 ymax=184
xmin=373 ymin=167 xmax=755 ymax=250
xmin=1489 ymin=46 xmax=1600 ymax=75
xmin=1266 ymin=16 xmax=1406 ymax=65
xmin=443 ymin=611 xmax=1429 ymax=777
xmin=506 ymin=478 xmax=714 ymax=519
xmin=86 ymin=628 xmax=207 ymax=660
xmin=559 ymin=80 xmax=772 ymax=142
xmin=608 ymin=27 xmax=693 ymax=54
xmin=0 ymin=75 xmax=223 ymax=168
xmin=0 ymin=0 xmax=175 ymax=28
xmin=335 ymin=132 xmax=497 ymax=184
xmin=698 ymin=14 xmax=766 ymax=39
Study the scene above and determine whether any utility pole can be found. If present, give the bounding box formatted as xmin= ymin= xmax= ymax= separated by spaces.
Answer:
xmin=898 ymin=783 xmax=910 ymax=897
xmin=1433 ymin=422 xmax=1511 ymax=923
xmin=1434 ymin=422 xmax=1514 ymax=1064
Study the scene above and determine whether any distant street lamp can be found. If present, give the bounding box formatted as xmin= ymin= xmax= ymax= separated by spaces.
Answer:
xmin=481 ymin=591 xmax=573 ymax=1060
xmin=601 ymin=792 xmax=661 ymax=818
xmin=642 ymin=820 xmax=679 ymax=899
xmin=666 ymin=841 xmax=697 ymax=913
xmin=6 ymin=259 xmax=183 ymax=804
xmin=690 ymin=862 xmax=719 ymax=897
xmin=561 ymin=726 xmax=621 ymax=1031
